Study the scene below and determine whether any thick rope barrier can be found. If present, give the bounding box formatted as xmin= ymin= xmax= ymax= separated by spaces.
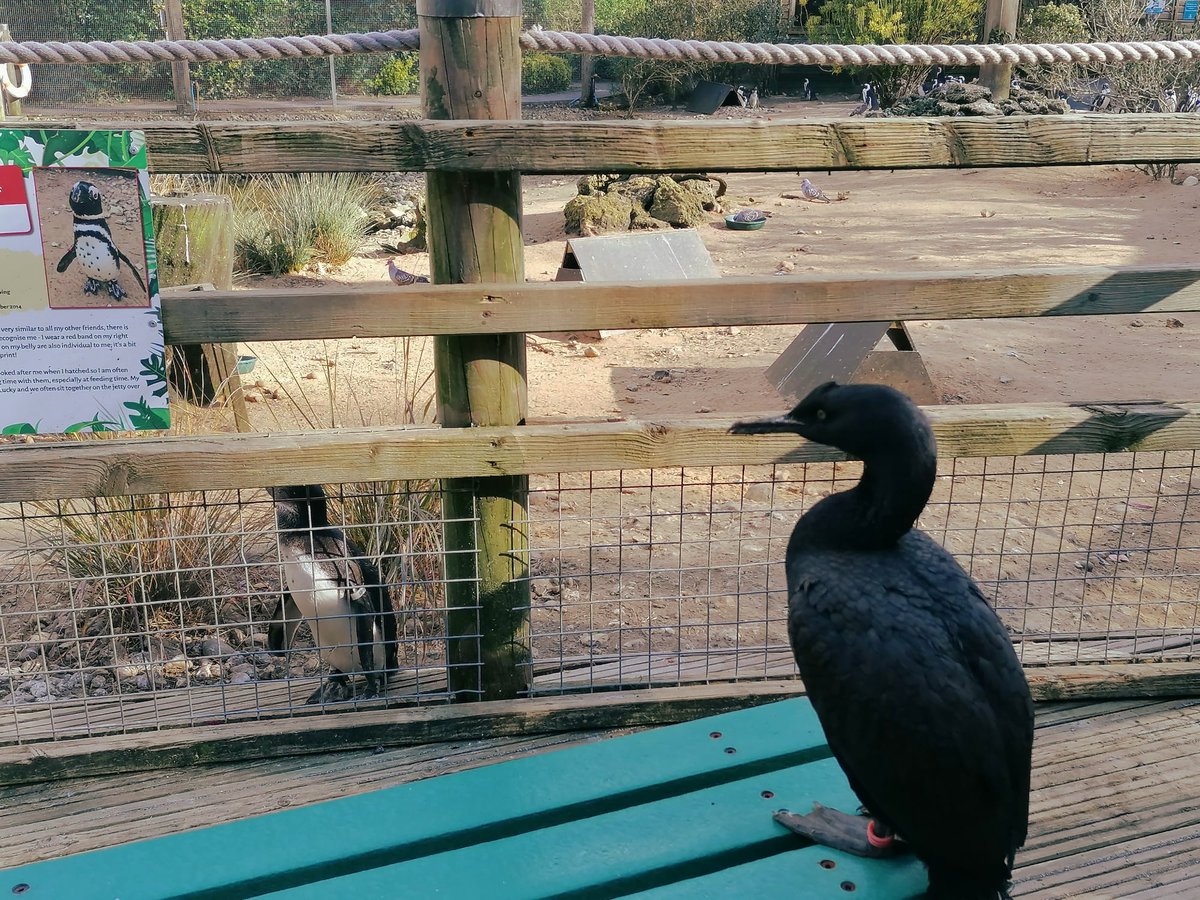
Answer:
xmin=3 ymin=27 xmax=1200 ymax=69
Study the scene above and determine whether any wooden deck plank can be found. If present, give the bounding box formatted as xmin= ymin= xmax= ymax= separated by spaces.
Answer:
xmin=0 ymin=733 xmax=608 ymax=867
xmin=1011 ymin=698 xmax=1200 ymax=896
xmin=0 ymin=668 xmax=447 ymax=744
xmin=0 ymin=700 xmax=829 ymax=899
xmin=1020 ymin=821 xmax=1200 ymax=897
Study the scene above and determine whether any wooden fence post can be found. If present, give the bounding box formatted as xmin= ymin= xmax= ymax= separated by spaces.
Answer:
xmin=979 ymin=0 xmax=1021 ymax=101
xmin=418 ymin=0 xmax=531 ymax=701
xmin=580 ymin=0 xmax=596 ymax=107
xmin=0 ymin=24 xmax=23 ymax=119
xmin=162 ymin=0 xmax=193 ymax=115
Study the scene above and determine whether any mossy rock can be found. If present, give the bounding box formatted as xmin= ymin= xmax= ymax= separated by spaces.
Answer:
xmin=564 ymin=192 xmax=635 ymax=236
xmin=607 ymin=175 xmax=658 ymax=207
xmin=937 ymin=82 xmax=992 ymax=104
xmin=648 ymin=176 xmax=709 ymax=229
xmin=679 ymin=178 xmax=722 ymax=212
xmin=961 ymin=99 xmax=1003 ymax=116
xmin=577 ymin=174 xmax=622 ymax=196
xmin=631 ymin=206 xmax=672 ymax=230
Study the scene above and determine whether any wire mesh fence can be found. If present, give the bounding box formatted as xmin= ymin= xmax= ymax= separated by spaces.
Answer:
xmin=524 ymin=451 xmax=1200 ymax=694
xmin=3 ymin=449 xmax=1199 ymax=744
xmin=0 ymin=480 xmax=469 ymax=744
xmin=3 ymin=0 xmax=420 ymax=116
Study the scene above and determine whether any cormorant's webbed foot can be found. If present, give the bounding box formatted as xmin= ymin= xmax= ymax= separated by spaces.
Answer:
xmin=773 ymin=803 xmax=903 ymax=859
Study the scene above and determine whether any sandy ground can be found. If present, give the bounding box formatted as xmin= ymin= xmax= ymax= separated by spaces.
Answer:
xmin=235 ymin=157 xmax=1200 ymax=429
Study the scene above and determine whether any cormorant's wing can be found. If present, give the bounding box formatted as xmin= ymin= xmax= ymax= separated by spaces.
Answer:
xmin=786 ymin=534 xmax=1032 ymax=879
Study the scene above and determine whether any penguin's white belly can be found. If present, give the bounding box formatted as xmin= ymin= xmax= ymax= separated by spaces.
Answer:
xmin=283 ymin=555 xmax=384 ymax=675
xmin=75 ymin=235 xmax=120 ymax=281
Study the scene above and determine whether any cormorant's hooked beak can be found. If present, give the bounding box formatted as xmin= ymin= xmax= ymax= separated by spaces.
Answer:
xmin=729 ymin=414 xmax=804 ymax=435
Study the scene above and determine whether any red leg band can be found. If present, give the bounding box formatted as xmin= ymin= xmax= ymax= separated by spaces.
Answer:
xmin=866 ymin=819 xmax=895 ymax=849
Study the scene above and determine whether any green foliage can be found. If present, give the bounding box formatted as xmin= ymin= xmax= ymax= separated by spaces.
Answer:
xmin=522 ymin=54 xmax=573 ymax=94
xmin=603 ymin=0 xmax=783 ymax=111
xmin=1019 ymin=0 xmax=1200 ymax=114
xmin=124 ymin=398 xmax=171 ymax=431
xmin=0 ymin=132 xmax=34 ymax=170
xmin=220 ymin=174 xmax=380 ymax=276
xmin=368 ymin=54 xmax=420 ymax=96
xmin=802 ymin=0 xmax=983 ymax=103
xmin=140 ymin=352 xmax=169 ymax=399
xmin=1020 ymin=2 xmax=1088 ymax=43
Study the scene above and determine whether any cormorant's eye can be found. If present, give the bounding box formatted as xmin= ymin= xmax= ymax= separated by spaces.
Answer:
xmin=815 ymin=408 xmax=827 ymax=421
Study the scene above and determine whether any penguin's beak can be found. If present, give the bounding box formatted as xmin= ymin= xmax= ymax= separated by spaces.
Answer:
xmin=729 ymin=414 xmax=803 ymax=435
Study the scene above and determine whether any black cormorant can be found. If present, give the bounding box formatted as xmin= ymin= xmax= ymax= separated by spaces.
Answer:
xmin=730 ymin=382 xmax=1034 ymax=900
xmin=267 ymin=485 xmax=399 ymax=704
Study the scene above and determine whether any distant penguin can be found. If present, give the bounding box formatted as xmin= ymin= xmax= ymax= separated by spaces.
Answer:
xmin=1163 ymin=88 xmax=1179 ymax=113
xmin=866 ymin=84 xmax=880 ymax=110
xmin=56 ymin=180 xmax=146 ymax=301
xmin=267 ymin=485 xmax=399 ymax=704
xmin=803 ymin=78 xmax=818 ymax=101
xmin=748 ymin=87 xmax=760 ymax=109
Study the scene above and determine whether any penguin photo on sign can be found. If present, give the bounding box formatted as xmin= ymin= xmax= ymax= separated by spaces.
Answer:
xmin=56 ymin=179 xmax=146 ymax=301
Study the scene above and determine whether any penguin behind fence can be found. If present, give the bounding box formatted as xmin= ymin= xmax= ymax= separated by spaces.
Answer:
xmin=267 ymin=485 xmax=398 ymax=704
xmin=56 ymin=180 xmax=146 ymax=301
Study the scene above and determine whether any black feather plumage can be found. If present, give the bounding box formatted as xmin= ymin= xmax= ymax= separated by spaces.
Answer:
xmin=732 ymin=382 xmax=1033 ymax=900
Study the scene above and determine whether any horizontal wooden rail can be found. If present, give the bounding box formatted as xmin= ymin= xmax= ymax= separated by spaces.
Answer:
xmin=33 ymin=114 xmax=1200 ymax=174
xmin=162 ymin=264 xmax=1200 ymax=342
xmin=1 ymin=663 xmax=1196 ymax=785
xmin=1 ymin=401 xmax=1195 ymax=500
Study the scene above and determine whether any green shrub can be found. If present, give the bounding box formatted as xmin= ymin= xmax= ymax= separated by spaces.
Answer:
xmin=802 ymin=0 xmax=983 ymax=103
xmin=1020 ymin=2 xmax=1088 ymax=43
xmin=369 ymin=54 xmax=420 ymax=95
xmin=522 ymin=53 xmax=572 ymax=94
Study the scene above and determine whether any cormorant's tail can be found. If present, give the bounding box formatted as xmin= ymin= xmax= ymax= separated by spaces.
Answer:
xmin=926 ymin=865 xmax=1013 ymax=900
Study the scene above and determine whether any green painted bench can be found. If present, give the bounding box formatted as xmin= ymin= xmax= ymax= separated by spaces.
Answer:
xmin=2 ymin=699 xmax=927 ymax=899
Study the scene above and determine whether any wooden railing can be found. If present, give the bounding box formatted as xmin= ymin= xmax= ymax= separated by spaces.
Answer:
xmin=31 ymin=115 xmax=1200 ymax=173
xmin=8 ymin=0 xmax=1200 ymax=706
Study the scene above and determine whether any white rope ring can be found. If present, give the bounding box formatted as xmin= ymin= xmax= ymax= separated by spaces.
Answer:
xmin=0 ymin=62 xmax=31 ymax=99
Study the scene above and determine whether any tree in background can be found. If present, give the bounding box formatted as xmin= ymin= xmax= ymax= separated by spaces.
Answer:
xmin=1018 ymin=0 xmax=1200 ymax=112
xmin=801 ymin=0 xmax=984 ymax=104
xmin=575 ymin=0 xmax=784 ymax=113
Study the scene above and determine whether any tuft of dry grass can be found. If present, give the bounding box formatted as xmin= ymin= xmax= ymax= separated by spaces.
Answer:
xmin=25 ymin=492 xmax=255 ymax=635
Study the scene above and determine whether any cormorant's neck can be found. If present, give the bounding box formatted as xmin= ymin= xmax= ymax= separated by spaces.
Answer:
xmin=274 ymin=496 xmax=330 ymax=532
xmin=798 ymin=450 xmax=936 ymax=549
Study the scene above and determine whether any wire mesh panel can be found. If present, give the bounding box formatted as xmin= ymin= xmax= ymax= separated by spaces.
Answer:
xmin=524 ymin=451 xmax=1200 ymax=694
xmin=0 ymin=480 xmax=469 ymax=744
xmin=4 ymin=1 xmax=173 ymax=109
xmin=5 ymin=0 xmax=413 ymax=116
